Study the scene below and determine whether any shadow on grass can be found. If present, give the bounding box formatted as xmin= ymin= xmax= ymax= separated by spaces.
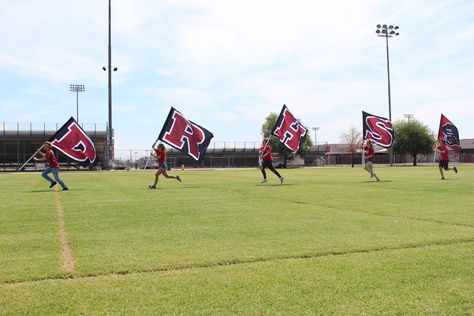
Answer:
xmin=146 ymin=186 xmax=202 ymax=190
xmin=255 ymin=183 xmax=297 ymax=187
xmin=28 ymin=188 xmax=85 ymax=193
xmin=360 ymin=180 xmax=393 ymax=183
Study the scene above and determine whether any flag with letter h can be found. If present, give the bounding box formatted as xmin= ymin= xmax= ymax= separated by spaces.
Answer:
xmin=271 ymin=105 xmax=308 ymax=152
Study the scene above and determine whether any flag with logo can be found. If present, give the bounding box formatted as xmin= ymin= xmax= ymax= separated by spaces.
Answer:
xmin=438 ymin=114 xmax=460 ymax=155
xmin=271 ymin=105 xmax=308 ymax=152
xmin=158 ymin=107 xmax=214 ymax=162
xmin=362 ymin=111 xmax=394 ymax=148
xmin=49 ymin=117 xmax=97 ymax=166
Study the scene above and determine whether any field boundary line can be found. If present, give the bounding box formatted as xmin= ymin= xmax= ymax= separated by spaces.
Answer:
xmin=55 ymin=191 xmax=76 ymax=274
xmin=2 ymin=237 xmax=473 ymax=286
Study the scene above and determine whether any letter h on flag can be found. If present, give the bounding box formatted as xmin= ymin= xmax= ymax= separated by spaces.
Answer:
xmin=272 ymin=105 xmax=308 ymax=152
xmin=158 ymin=107 xmax=214 ymax=162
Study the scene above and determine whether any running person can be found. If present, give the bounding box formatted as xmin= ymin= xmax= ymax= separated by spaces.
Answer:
xmin=258 ymin=138 xmax=284 ymax=184
xmin=363 ymin=140 xmax=380 ymax=182
xmin=33 ymin=141 xmax=69 ymax=190
xmin=436 ymin=139 xmax=458 ymax=180
xmin=149 ymin=143 xmax=181 ymax=189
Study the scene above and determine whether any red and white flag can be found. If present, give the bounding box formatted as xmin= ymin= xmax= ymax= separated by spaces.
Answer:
xmin=272 ymin=105 xmax=308 ymax=152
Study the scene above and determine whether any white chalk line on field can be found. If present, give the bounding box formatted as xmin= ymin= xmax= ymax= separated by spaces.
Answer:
xmin=1 ymin=237 xmax=473 ymax=286
xmin=55 ymin=191 xmax=76 ymax=273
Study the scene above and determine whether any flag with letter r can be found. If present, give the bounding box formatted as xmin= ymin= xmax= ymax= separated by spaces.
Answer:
xmin=362 ymin=111 xmax=394 ymax=148
xmin=49 ymin=117 xmax=97 ymax=166
xmin=158 ymin=107 xmax=214 ymax=162
xmin=271 ymin=105 xmax=308 ymax=152
xmin=438 ymin=114 xmax=460 ymax=154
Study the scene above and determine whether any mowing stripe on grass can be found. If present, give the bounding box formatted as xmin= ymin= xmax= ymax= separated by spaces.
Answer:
xmin=2 ymin=237 xmax=473 ymax=286
xmin=306 ymin=202 xmax=474 ymax=229
xmin=55 ymin=191 xmax=75 ymax=273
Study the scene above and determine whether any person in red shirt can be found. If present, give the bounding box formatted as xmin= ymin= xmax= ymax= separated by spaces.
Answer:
xmin=258 ymin=138 xmax=284 ymax=184
xmin=149 ymin=143 xmax=181 ymax=189
xmin=436 ymin=140 xmax=458 ymax=180
xmin=363 ymin=140 xmax=380 ymax=182
xmin=33 ymin=141 xmax=68 ymax=190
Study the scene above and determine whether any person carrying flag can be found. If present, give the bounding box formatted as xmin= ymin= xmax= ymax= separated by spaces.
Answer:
xmin=436 ymin=139 xmax=458 ymax=180
xmin=149 ymin=143 xmax=181 ymax=189
xmin=363 ymin=140 xmax=380 ymax=182
xmin=258 ymin=138 xmax=284 ymax=184
xmin=33 ymin=141 xmax=69 ymax=190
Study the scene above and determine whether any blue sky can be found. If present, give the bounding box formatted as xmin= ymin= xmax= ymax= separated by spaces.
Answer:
xmin=1 ymin=0 xmax=473 ymax=152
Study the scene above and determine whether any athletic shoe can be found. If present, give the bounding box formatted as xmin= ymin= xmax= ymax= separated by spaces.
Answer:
xmin=376 ymin=177 xmax=380 ymax=182
xmin=261 ymin=179 xmax=268 ymax=183
xmin=176 ymin=175 xmax=182 ymax=182
xmin=62 ymin=188 xmax=69 ymax=191
xmin=453 ymin=166 xmax=458 ymax=173
xmin=280 ymin=176 xmax=284 ymax=184
xmin=440 ymin=177 xmax=445 ymax=180
xmin=49 ymin=181 xmax=57 ymax=188
xmin=148 ymin=185 xmax=156 ymax=189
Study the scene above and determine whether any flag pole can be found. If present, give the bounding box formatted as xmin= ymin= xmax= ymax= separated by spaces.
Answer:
xmin=17 ymin=145 xmax=44 ymax=171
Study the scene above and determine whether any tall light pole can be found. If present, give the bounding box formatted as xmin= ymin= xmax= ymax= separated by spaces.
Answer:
xmin=312 ymin=127 xmax=320 ymax=149
xmin=376 ymin=24 xmax=399 ymax=166
xmin=102 ymin=0 xmax=118 ymax=169
xmin=69 ymin=84 xmax=85 ymax=123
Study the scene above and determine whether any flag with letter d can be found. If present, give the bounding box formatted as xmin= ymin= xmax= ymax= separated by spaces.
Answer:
xmin=49 ymin=117 xmax=97 ymax=166
xmin=362 ymin=111 xmax=394 ymax=148
xmin=438 ymin=114 xmax=460 ymax=154
xmin=271 ymin=105 xmax=308 ymax=152
xmin=158 ymin=107 xmax=214 ymax=162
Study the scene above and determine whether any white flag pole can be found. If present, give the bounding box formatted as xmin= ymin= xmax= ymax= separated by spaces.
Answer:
xmin=17 ymin=145 xmax=44 ymax=171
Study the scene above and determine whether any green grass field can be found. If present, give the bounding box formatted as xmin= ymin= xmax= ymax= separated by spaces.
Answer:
xmin=1 ymin=165 xmax=473 ymax=314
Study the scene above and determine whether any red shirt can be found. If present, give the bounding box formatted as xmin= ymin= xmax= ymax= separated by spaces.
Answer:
xmin=259 ymin=144 xmax=273 ymax=161
xmin=45 ymin=149 xmax=59 ymax=168
xmin=155 ymin=149 xmax=166 ymax=164
xmin=364 ymin=146 xmax=375 ymax=158
xmin=437 ymin=144 xmax=449 ymax=161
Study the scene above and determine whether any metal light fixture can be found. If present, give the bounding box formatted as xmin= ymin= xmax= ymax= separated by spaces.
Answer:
xmin=375 ymin=24 xmax=400 ymax=166
xmin=69 ymin=84 xmax=85 ymax=123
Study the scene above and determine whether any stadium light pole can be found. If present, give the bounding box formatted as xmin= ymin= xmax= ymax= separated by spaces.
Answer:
xmin=312 ymin=127 xmax=320 ymax=149
xmin=376 ymin=24 xmax=399 ymax=166
xmin=69 ymin=84 xmax=85 ymax=123
xmin=403 ymin=113 xmax=414 ymax=121
xmin=102 ymin=0 xmax=118 ymax=170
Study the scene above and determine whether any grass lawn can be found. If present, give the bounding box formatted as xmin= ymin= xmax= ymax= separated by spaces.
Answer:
xmin=1 ymin=165 xmax=473 ymax=314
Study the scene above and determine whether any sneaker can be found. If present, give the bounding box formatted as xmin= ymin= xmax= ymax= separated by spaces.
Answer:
xmin=280 ymin=176 xmax=284 ymax=184
xmin=148 ymin=185 xmax=156 ymax=189
xmin=62 ymin=187 xmax=69 ymax=191
xmin=49 ymin=181 xmax=57 ymax=188
xmin=453 ymin=166 xmax=458 ymax=173
xmin=440 ymin=177 xmax=445 ymax=180
xmin=176 ymin=175 xmax=182 ymax=182
xmin=261 ymin=179 xmax=268 ymax=183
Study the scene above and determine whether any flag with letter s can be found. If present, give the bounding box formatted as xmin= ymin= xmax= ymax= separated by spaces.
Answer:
xmin=158 ymin=107 xmax=214 ymax=162
xmin=362 ymin=111 xmax=394 ymax=148
xmin=438 ymin=114 xmax=460 ymax=154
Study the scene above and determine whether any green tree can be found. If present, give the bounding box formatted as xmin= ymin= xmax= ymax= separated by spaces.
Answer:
xmin=393 ymin=119 xmax=436 ymax=166
xmin=261 ymin=113 xmax=312 ymax=167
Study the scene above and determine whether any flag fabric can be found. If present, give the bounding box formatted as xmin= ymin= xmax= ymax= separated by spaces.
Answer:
xmin=158 ymin=107 xmax=214 ymax=162
xmin=271 ymin=105 xmax=308 ymax=152
xmin=362 ymin=111 xmax=394 ymax=148
xmin=49 ymin=117 xmax=97 ymax=166
xmin=438 ymin=114 xmax=460 ymax=155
